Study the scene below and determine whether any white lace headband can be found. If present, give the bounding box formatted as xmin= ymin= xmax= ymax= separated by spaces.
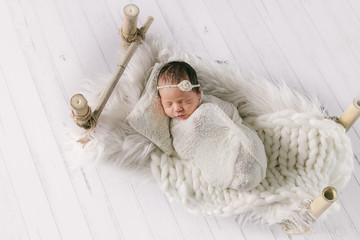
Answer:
xmin=157 ymin=80 xmax=200 ymax=92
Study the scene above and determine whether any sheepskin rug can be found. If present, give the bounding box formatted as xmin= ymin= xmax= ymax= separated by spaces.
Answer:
xmin=68 ymin=35 xmax=354 ymax=230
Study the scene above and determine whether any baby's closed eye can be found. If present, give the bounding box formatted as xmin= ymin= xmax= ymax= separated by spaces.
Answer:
xmin=181 ymin=99 xmax=192 ymax=104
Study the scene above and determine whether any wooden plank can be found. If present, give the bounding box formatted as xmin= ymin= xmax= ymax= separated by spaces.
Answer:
xmin=29 ymin=0 xmax=88 ymax=97
xmin=267 ymin=0 xmax=359 ymax=127
xmin=77 ymin=0 xmax=121 ymax=70
xmin=177 ymin=0 xmax=236 ymax=63
xmin=205 ymin=216 xmax=246 ymax=240
xmin=333 ymin=177 xmax=360 ymax=234
xmin=322 ymin=199 xmax=360 ymax=240
xmin=269 ymin=225 xmax=306 ymax=240
xmin=53 ymin=0 xmax=110 ymax=76
xmin=317 ymin=0 xmax=360 ymax=94
xmin=292 ymin=0 xmax=360 ymax=105
xmin=203 ymin=0 xmax=276 ymax=79
xmin=239 ymin=222 xmax=276 ymax=240
xmin=299 ymin=0 xmax=360 ymax=135
xmin=69 ymin=167 xmax=126 ymax=240
xmin=0 ymin=135 xmax=30 ymax=240
xmin=164 ymin=204 xmax=218 ymax=240
xmin=96 ymin=166 xmax=159 ymax=240
xmin=347 ymin=0 xmax=360 ymax=43
xmin=305 ymin=222 xmax=336 ymax=240
xmin=250 ymin=0 xmax=360 ymax=154
xmin=155 ymin=0 xmax=209 ymax=57
xmin=227 ymin=0 xmax=308 ymax=92
xmin=0 ymin=67 xmax=61 ymax=240
xmin=9 ymin=0 xmax=131 ymax=239
xmin=249 ymin=0 xmax=337 ymax=100
xmin=2 ymin=1 xmax=95 ymax=239
xmin=129 ymin=177 xmax=186 ymax=240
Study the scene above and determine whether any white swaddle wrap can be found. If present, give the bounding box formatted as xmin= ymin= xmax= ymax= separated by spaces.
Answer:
xmin=171 ymin=95 xmax=267 ymax=190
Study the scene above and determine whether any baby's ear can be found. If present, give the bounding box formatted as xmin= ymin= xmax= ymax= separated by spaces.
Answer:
xmin=198 ymin=87 xmax=203 ymax=100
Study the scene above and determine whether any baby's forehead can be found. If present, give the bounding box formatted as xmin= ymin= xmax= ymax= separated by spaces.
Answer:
xmin=158 ymin=86 xmax=195 ymax=99
xmin=158 ymin=72 xmax=189 ymax=84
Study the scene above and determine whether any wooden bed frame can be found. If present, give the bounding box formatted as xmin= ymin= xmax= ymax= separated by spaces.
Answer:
xmin=69 ymin=4 xmax=360 ymax=234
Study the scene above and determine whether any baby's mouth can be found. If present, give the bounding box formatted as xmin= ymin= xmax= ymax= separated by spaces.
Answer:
xmin=177 ymin=114 xmax=187 ymax=119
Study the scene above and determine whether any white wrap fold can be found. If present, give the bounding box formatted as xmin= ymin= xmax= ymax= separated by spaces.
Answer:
xmin=171 ymin=95 xmax=267 ymax=190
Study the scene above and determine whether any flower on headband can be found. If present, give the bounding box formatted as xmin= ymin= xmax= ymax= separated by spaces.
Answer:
xmin=178 ymin=80 xmax=193 ymax=91
xmin=157 ymin=80 xmax=200 ymax=92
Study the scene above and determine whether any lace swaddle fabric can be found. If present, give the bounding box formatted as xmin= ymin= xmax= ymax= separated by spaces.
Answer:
xmin=170 ymin=95 xmax=267 ymax=190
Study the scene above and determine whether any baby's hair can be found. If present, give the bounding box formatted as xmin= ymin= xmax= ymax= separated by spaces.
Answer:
xmin=157 ymin=61 xmax=200 ymax=93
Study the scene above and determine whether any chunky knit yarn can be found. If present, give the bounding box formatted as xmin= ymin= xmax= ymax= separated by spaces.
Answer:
xmin=150 ymin=109 xmax=353 ymax=225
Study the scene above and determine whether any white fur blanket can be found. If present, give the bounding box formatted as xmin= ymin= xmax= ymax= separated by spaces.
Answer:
xmin=68 ymin=36 xmax=354 ymax=229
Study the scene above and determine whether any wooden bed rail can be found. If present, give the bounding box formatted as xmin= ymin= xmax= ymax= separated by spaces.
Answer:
xmin=70 ymin=4 xmax=153 ymax=129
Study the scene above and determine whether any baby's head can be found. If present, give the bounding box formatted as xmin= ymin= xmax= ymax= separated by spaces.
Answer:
xmin=157 ymin=61 xmax=202 ymax=120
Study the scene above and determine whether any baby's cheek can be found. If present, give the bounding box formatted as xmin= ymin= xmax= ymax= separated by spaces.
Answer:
xmin=164 ymin=109 xmax=173 ymax=118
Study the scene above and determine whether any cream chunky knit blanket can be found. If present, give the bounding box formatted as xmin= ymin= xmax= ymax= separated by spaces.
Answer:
xmin=69 ymin=35 xmax=354 ymax=228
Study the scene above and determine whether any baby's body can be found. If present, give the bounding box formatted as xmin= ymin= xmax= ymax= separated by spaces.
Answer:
xmin=157 ymin=61 xmax=267 ymax=190
xmin=170 ymin=95 xmax=267 ymax=190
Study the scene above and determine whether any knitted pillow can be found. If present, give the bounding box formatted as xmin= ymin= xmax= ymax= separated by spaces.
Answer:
xmin=126 ymin=63 xmax=174 ymax=155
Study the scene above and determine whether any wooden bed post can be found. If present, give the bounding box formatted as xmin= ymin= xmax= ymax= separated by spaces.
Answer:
xmin=70 ymin=94 xmax=95 ymax=130
xmin=70 ymin=5 xmax=153 ymax=130
xmin=308 ymin=186 xmax=338 ymax=219
xmin=121 ymin=4 xmax=140 ymax=49
xmin=338 ymin=97 xmax=360 ymax=132
xmin=282 ymin=186 xmax=338 ymax=234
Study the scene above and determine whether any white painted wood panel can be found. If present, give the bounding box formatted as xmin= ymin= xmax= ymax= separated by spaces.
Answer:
xmin=0 ymin=19 xmax=63 ymax=240
xmin=1 ymin=0 xmax=360 ymax=239
xmin=0 ymin=71 xmax=31 ymax=240
xmin=7 ymin=0 xmax=134 ymax=239
xmin=0 ymin=1 xmax=95 ymax=239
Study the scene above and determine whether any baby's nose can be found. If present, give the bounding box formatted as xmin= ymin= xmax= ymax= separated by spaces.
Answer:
xmin=174 ymin=104 xmax=183 ymax=112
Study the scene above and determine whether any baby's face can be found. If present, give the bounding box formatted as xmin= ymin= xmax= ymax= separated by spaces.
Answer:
xmin=158 ymin=79 xmax=202 ymax=120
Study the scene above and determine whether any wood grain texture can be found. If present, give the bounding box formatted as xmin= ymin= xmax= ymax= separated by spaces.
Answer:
xmin=1 ymin=0 xmax=359 ymax=239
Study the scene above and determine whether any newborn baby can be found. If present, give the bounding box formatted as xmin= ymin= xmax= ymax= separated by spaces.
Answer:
xmin=157 ymin=61 xmax=267 ymax=190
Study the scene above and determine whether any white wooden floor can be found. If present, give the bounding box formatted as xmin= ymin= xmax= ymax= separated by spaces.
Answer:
xmin=1 ymin=0 xmax=360 ymax=239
